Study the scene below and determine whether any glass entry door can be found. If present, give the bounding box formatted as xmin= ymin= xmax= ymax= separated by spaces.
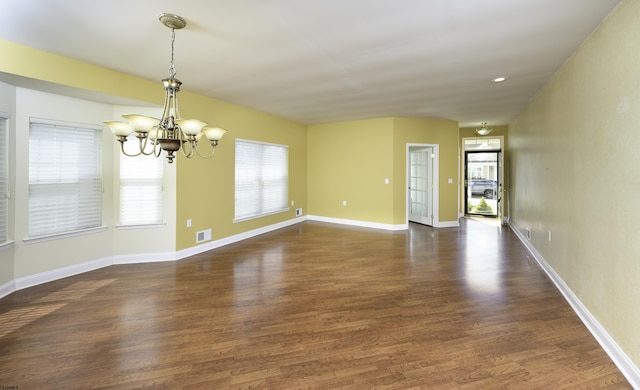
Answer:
xmin=465 ymin=150 xmax=501 ymax=218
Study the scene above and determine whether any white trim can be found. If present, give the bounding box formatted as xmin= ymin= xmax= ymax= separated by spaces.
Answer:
xmin=23 ymin=226 xmax=108 ymax=245
xmin=29 ymin=116 xmax=103 ymax=131
xmin=433 ymin=220 xmax=460 ymax=228
xmin=14 ymin=256 xmax=113 ymax=291
xmin=116 ymin=223 xmax=167 ymax=230
xmin=508 ymin=222 xmax=640 ymax=388
xmin=0 ymin=280 xmax=15 ymax=299
xmin=113 ymin=251 xmax=178 ymax=264
xmin=406 ymin=143 xmax=440 ymax=227
xmin=178 ymin=216 xmax=307 ymax=259
xmin=233 ymin=207 xmax=290 ymax=224
xmin=0 ymin=240 xmax=14 ymax=252
xmin=308 ymin=215 xmax=407 ymax=231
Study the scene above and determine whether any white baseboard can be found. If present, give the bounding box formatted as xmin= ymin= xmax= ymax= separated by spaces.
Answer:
xmin=0 ymin=280 xmax=15 ymax=299
xmin=307 ymin=215 xmax=407 ymax=231
xmin=113 ymin=251 xmax=178 ymax=264
xmin=14 ymin=256 xmax=113 ymax=291
xmin=434 ymin=220 xmax=460 ymax=228
xmin=508 ymin=223 xmax=640 ymax=388
xmin=176 ymin=216 xmax=308 ymax=260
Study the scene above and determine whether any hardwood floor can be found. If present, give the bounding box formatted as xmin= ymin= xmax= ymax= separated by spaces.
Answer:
xmin=0 ymin=219 xmax=632 ymax=389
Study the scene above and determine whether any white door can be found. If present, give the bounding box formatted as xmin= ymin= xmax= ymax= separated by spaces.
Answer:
xmin=409 ymin=148 xmax=433 ymax=225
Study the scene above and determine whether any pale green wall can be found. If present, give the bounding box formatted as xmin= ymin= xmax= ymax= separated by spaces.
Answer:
xmin=13 ymin=88 xmax=115 ymax=279
xmin=308 ymin=118 xmax=395 ymax=224
xmin=393 ymin=117 xmax=460 ymax=224
xmin=111 ymin=105 xmax=177 ymax=258
xmin=0 ymin=81 xmax=15 ymax=286
xmin=509 ymin=0 xmax=639 ymax=366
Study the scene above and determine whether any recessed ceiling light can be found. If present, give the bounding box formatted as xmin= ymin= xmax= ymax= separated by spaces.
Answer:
xmin=491 ymin=76 xmax=507 ymax=83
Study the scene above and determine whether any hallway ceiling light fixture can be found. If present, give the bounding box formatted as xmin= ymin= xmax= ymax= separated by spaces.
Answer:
xmin=475 ymin=122 xmax=493 ymax=136
xmin=491 ymin=76 xmax=507 ymax=83
xmin=104 ymin=13 xmax=227 ymax=163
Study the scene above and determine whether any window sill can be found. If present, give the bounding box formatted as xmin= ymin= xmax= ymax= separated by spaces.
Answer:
xmin=116 ymin=222 xmax=166 ymax=230
xmin=0 ymin=240 xmax=15 ymax=252
xmin=233 ymin=208 xmax=290 ymax=223
xmin=23 ymin=226 xmax=108 ymax=245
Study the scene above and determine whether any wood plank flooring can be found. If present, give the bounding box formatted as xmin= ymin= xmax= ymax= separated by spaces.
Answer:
xmin=0 ymin=219 xmax=632 ymax=389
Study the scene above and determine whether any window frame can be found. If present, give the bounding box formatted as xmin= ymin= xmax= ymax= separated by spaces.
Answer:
xmin=26 ymin=118 xmax=104 ymax=241
xmin=0 ymin=112 xmax=8 ymax=245
xmin=117 ymin=135 xmax=164 ymax=227
xmin=234 ymin=138 xmax=289 ymax=223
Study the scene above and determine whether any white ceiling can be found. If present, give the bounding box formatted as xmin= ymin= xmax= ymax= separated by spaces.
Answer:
xmin=0 ymin=0 xmax=621 ymax=127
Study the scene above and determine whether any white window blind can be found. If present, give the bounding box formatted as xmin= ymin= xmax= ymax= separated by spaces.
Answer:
xmin=28 ymin=119 xmax=102 ymax=238
xmin=119 ymin=138 xmax=163 ymax=225
xmin=0 ymin=112 xmax=8 ymax=243
xmin=235 ymin=139 xmax=288 ymax=221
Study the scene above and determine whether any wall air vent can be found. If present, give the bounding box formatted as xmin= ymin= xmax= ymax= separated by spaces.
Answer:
xmin=196 ymin=229 xmax=212 ymax=244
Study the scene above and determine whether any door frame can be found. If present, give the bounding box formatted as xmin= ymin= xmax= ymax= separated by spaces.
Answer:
xmin=461 ymin=136 xmax=505 ymax=224
xmin=464 ymin=150 xmax=501 ymax=218
xmin=406 ymin=143 xmax=439 ymax=226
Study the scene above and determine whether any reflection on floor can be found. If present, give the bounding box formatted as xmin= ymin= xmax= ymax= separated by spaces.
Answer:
xmin=467 ymin=215 xmax=502 ymax=227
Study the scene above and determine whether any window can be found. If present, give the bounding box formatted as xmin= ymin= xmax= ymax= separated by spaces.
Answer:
xmin=0 ymin=112 xmax=7 ymax=243
xmin=235 ymin=139 xmax=288 ymax=222
xmin=118 ymin=138 xmax=163 ymax=226
xmin=28 ymin=119 xmax=102 ymax=238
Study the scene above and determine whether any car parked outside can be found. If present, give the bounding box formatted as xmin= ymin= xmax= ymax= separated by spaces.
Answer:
xmin=469 ymin=179 xmax=497 ymax=199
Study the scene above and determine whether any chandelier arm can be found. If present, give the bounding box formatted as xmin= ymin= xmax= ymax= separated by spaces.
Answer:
xmin=180 ymin=135 xmax=196 ymax=159
xmin=152 ymin=141 xmax=163 ymax=158
xmin=194 ymin=142 xmax=217 ymax=159
xmin=119 ymin=141 xmax=143 ymax=157
xmin=137 ymin=133 xmax=158 ymax=156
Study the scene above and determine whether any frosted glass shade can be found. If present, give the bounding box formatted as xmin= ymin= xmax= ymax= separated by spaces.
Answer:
xmin=202 ymin=127 xmax=227 ymax=141
xmin=122 ymin=115 xmax=160 ymax=133
xmin=175 ymin=119 xmax=207 ymax=136
xmin=103 ymin=121 xmax=133 ymax=137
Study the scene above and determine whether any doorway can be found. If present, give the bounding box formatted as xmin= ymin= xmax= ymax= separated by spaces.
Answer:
xmin=464 ymin=150 xmax=501 ymax=219
xmin=408 ymin=145 xmax=437 ymax=226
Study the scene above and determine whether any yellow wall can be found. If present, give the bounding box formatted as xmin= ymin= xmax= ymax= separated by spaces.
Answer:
xmin=175 ymin=97 xmax=307 ymax=250
xmin=308 ymin=117 xmax=459 ymax=226
xmin=509 ymin=0 xmax=640 ymax=366
xmin=308 ymin=118 xmax=395 ymax=224
xmin=393 ymin=117 xmax=460 ymax=224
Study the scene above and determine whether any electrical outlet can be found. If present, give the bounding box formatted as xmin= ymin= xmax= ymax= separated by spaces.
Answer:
xmin=186 ymin=219 xmax=192 ymax=227
xmin=342 ymin=200 xmax=347 ymax=206
xmin=296 ymin=208 xmax=303 ymax=216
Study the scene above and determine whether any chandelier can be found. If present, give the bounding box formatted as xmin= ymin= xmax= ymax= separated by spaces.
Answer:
xmin=475 ymin=122 xmax=493 ymax=136
xmin=104 ymin=13 xmax=226 ymax=163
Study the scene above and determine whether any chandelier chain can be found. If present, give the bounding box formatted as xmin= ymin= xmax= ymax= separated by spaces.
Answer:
xmin=168 ymin=28 xmax=177 ymax=78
